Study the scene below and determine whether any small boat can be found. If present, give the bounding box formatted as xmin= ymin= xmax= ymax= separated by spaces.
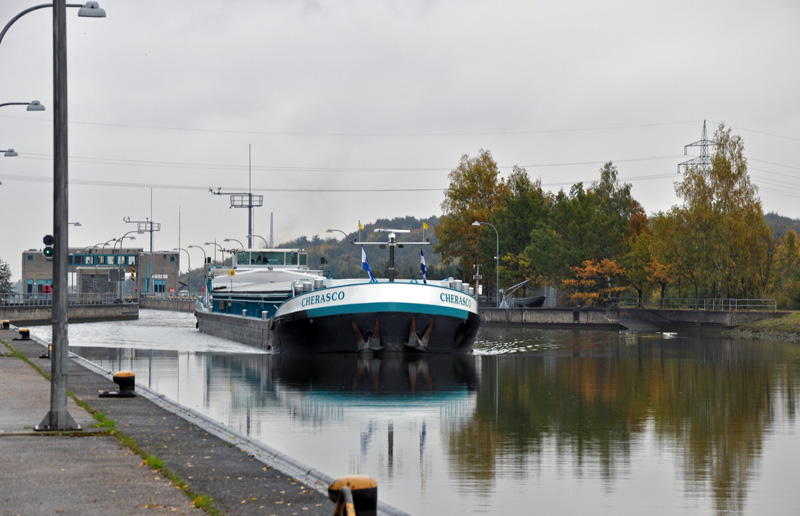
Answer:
xmin=201 ymin=230 xmax=480 ymax=353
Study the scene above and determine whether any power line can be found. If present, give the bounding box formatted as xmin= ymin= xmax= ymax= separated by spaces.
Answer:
xmin=14 ymin=152 xmax=686 ymax=173
xmin=0 ymin=115 xmax=702 ymax=137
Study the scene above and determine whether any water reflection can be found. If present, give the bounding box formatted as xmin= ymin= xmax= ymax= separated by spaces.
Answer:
xmin=470 ymin=333 xmax=800 ymax=515
xmin=43 ymin=314 xmax=800 ymax=515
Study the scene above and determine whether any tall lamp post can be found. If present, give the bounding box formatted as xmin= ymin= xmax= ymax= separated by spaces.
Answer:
xmin=326 ymin=228 xmax=351 ymax=276
xmin=0 ymin=1 xmax=106 ymax=431
xmin=188 ymin=245 xmax=207 ymax=298
xmin=472 ymin=221 xmax=500 ymax=307
xmin=204 ymin=241 xmax=224 ymax=264
xmin=224 ymin=238 xmax=244 ymax=249
xmin=173 ymin=248 xmax=191 ymax=290
xmin=247 ymin=234 xmax=269 ymax=247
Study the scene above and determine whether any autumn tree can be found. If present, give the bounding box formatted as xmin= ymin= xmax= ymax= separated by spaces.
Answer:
xmin=562 ymin=259 xmax=626 ymax=307
xmin=435 ymin=150 xmax=508 ymax=286
xmin=674 ymin=123 xmax=772 ymax=298
xmin=619 ymin=204 xmax=652 ymax=306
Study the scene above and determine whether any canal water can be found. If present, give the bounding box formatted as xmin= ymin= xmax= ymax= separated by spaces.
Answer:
xmin=30 ymin=311 xmax=800 ymax=515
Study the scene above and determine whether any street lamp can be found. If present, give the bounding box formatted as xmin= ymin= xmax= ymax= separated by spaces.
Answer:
xmin=224 ymin=238 xmax=244 ymax=248
xmin=326 ymin=228 xmax=348 ymax=239
xmin=326 ymin=229 xmax=351 ymax=276
xmin=0 ymin=1 xmax=107 ymax=431
xmin=68 ymin=221 xmax=81 ymax=226
xmin=2 ymin=149 xmax=18 ymax=157
xmin=0 ymin=100 xmax=46 ymax=111
xmin=114 ymin=230 xmax=139 ymax=260
xmin=173 ymin=248 xmax=191 ymax=284
xmin=188 ymin=245 xmax=207 ymax=297
xmin=247 ymin=234 xmax=269 ymax=247
xmin=204 ymin=241 xmax=224 ymax=264
xmin=472 ymin=221 xmax=500 ymax=307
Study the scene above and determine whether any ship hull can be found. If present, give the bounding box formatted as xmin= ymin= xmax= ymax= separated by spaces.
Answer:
xmin=269 ymin=282 xmax=480 ymax=354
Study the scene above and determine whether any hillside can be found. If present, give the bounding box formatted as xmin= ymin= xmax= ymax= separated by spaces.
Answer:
xmin=765 ymin=212 xmax=800 ymax=240
xmin=277 ymin=216 xmax=460 ymax=281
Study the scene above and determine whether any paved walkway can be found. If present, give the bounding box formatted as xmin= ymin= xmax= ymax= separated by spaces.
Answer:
xmin=0 ymin=325 xmax=332 ymax=516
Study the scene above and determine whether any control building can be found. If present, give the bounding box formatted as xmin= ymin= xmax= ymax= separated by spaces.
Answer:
xmin=21 ymin=247 xmax=180 ymax=295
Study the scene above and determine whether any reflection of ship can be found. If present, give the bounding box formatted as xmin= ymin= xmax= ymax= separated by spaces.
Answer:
xmin=201 ymin=230 xmax=480 ymax=353
xmin=269 ymin=353 xmax=479 ymax=394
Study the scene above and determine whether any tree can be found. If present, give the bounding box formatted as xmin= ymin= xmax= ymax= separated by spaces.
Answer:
xmin=674 ymin=123 xmax=771 ymax=298
xmin=523 ymin=162 xmax=638 ymax=284
xmin=0 ymin=257 xmax=13 ymax=294
xmin=562 ymin=259 xmax=626 ymax=307
xmin=619 ymin=205 xmax=652 ymax=306
xmin=436 ymin=150 xmax=508 ymax=284
xmin=491 ymin=167 xmax=551 ymax=288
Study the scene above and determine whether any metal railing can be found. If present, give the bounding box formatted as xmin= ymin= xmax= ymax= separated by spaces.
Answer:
xmin=0 ymin=292 xmax=137 ymax=306
xmin=617 ymin=297 xmax=777 ymax=312
xmin=139 ymin=292 xmax=201 ymax=302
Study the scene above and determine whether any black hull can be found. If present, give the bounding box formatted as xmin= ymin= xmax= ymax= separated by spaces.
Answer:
xmin=270 ymin=310 xmax=480 ymax=354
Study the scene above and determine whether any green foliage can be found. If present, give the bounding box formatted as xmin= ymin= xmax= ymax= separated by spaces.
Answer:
xmin=672 ymin=123 xmax=773 ymax=298
xmin=435 ymin=150 xmax=509 ymax=285
xmin=0 ymin=257 xmax=13 ymax=294
xmin=523 ymin=162 xmax=637 ymax=285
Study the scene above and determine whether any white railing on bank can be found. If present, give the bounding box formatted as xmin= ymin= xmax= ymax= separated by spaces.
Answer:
xmin=618 ymin=298 xmax=777 ymax=312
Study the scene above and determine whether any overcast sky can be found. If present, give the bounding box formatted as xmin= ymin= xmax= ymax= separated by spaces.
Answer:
xmin=1 ymin=0 xmax=798 ymax=280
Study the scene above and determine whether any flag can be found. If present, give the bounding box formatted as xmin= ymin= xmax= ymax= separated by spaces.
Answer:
xmin=361 ymin=247 xmax=375 ymax=282
xmin=420 ymin=249 xmax=427 ymax=284
xmin=423 ymin=222 xmax=428 ymax=230
xmin=359 ymin=221 xmax=364 ymax=230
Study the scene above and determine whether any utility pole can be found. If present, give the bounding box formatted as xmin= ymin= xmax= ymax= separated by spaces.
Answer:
xmin=123 ymin=216 xmax=161 ymax=293
xmin=210 ymin=145 xmax=262 ymax=249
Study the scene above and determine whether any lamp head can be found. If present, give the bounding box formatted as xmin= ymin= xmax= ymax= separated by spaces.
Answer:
xmin=471 ymin=221 xmax=481 ymax=226
xmin=3 ymin=149 xmax=18 ymax=157
xmin=78 ymin=2 xmax=107 ymax=18
xmin=26 ymin=100 xmax=45 ymax=111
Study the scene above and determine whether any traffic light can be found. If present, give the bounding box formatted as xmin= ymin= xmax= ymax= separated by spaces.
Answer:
xmin=43 ymin=234 xmax=54 ymax=257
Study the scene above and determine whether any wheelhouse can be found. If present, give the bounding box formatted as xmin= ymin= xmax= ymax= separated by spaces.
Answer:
xmin=235 ymin=249 xmax=309 ymax=268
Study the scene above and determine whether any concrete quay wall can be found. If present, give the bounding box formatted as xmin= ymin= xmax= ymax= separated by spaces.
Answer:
xmin=196 ymin=311 xmax=270 ymax=350
xmin=0 ymin=303 xmax=139 ymax=326
xmin=622 ymin=308 xmax=784 ymax=329
xmin=479 ymin=307 xmax=622 ymax=328
xmin=139 ymin=297 xmax=196 ymax=313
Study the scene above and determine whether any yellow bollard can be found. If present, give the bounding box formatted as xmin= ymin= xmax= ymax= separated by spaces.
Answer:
xmin=328 ymin=476 xmax=377 ymax=516
xmin=2 ymin=320 xmax=10 ymax=329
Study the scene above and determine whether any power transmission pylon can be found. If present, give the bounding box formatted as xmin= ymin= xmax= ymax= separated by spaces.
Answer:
xmin=678 ymin=120 xmax=717 ymax=173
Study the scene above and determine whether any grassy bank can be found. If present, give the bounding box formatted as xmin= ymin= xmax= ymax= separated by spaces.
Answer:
xmin=727 ymin=312 xmax=800 ymax=340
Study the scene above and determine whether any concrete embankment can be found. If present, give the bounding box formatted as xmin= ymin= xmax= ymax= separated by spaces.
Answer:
xmin=0 ymin=302 xmax=138 ymax=326
xmin=196 ymin=310 xmax=270 ymax=349
xmin=139 ymin=296 xmax=196 ymax=312
xmin=479 ymin=306 xmax=785 ymax=331
xmin=0 ymin=324 xmax=407 ymax=516
xmin=479 ymin=307 xmax=622 ymax=328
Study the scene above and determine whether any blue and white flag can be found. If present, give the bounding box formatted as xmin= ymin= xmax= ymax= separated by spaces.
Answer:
xmin=420 ymin=249 xmax=427 ymax=284
xmin=361 ymin=247 xmax=375 ymax=282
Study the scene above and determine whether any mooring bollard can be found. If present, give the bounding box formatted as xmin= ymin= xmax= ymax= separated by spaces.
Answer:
xmin=328 ymin=476 xmax=377 ymax=516
xmin=18 ymin=328 xmax=30 ymax=340
xmin=99 ymin=370 xmax=136 ymax=398
xmin=1 ymin=320 xmax=9 ymax=329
